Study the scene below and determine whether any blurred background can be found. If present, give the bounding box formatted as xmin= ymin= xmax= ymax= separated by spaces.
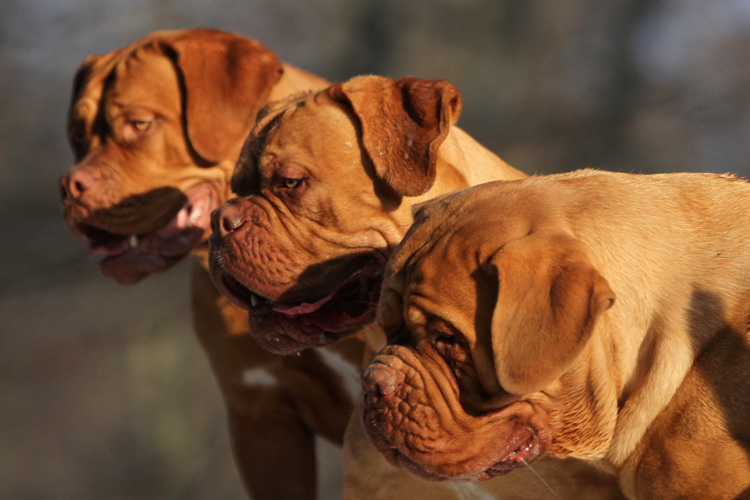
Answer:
xmin=2 ymin=0 xmax=750 ymax=499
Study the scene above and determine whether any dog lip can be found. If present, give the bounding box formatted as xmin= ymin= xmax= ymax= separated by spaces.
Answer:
xmin=365 ymin=422 xmax=541 ymax=482
xmin=221 ymin=262 xmax=382 ymax=320
xmin=242 ymin=265 xmax=383 ymax=351
xmin=76 ymin=181 xmax=217 ymax=243
xmin=218 ymin=272 xmax=275 ymax=312
xmin=489 ymin=427 xmax=540 ymax=471
xmin=75 ymin=182 xmax=221 ymax=284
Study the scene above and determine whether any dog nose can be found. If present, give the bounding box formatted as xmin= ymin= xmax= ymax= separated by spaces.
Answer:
xmin=211 ymin=203 xmax=247 ymax=238
xmin=362 ymin=363 xmax=405 ymax=401
xmin=59 ymin=169 xmax=95 ymax=202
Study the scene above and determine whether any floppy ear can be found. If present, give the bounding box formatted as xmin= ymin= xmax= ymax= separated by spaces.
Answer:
xmin=165 ymin=29 xmax=284 ymax=164
xmin=485 ymin=234 xmax=615 ymax=395
xmin=330 ymin=75 xmax=462 ymax=197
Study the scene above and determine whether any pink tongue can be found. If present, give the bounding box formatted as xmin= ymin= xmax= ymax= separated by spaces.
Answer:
xmin=272 ymin=293 xmax=334 ymax=316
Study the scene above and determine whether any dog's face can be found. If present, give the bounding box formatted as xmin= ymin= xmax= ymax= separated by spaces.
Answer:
xmin=209 ymin=75 xmax=465 ymax=354
xmin=60 ymin=29 xmax=283 ymax=284
xmin=362 ymin=186 xmax=617 ymax=481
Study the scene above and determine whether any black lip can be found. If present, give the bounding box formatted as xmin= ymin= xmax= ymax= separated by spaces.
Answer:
xmin=78 ymin=222 xmax=132 ymax=245
xmin=217 ymin=256 xmax=383 ymax=322
xmin=220 ymin=273 xmax=273 ymax=313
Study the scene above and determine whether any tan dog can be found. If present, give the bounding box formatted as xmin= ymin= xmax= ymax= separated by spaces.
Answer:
xmin=58 ymin=29 xmax=362 ymax=500
xmin=364 ymin=169 xmax=750 ymax=499
xmin=209 ymin=77 xmax=623 ymax=499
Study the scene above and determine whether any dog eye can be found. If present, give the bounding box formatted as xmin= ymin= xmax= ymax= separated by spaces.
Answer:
xmin=435 ymin=332 xmax=456 ymax=347
xmin=131 ymin=120 xmax=151 ymax=132
xmin=283 ymin=178 xmax=302 ymax=189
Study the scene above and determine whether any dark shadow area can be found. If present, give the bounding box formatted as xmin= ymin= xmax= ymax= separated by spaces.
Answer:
xmin=635 ymin=288 xmax=750 ymax=496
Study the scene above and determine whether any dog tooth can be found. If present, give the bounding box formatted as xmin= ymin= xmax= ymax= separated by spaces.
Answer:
xmin=129 ymin=235 xmax=138 ymax=248
xmin=251 ymin=294 xmax=259 ymax=307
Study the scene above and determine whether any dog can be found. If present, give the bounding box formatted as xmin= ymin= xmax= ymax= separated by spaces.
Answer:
xmin=208 ymin=74 xmax=526 ymax=356
xmin=363 ymin=169 xmax=750 ymax=499
xmin=209 ymin=77 xmax=623 ymax=498
xmin=58 ymin=28 xmax=362 ymax=500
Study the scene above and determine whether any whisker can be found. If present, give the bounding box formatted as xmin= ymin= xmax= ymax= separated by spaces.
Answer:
xmin=520 ymin=458 xmax=561 ymax=500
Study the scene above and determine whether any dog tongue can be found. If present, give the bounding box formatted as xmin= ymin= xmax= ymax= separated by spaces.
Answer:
xmin=272 ymin=293 xmax=334 ymax=316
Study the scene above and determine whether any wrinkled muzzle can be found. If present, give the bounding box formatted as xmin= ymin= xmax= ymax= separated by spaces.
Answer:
xmin=361 ymin=344 xmax=549 ymax=482
xmin=208 ymin=195 xmax=385 ymax=353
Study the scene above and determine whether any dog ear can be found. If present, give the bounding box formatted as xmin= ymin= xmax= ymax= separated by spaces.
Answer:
xmin=484 ymin=234 xmax=615 ymax=395
xmin=330 ymin=75 xmax=462 ymax=197
xmin=165 ymin=29 xmax=284 ymax=164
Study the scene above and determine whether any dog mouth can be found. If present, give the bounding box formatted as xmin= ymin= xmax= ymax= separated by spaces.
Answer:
xmin=364 ymin=408 xmax=542 ymax=482
xmin=361 ymin=350 xmax=544 ymax=482
xmin=74 ymin=183 xmax=218 ymax=283
xmin=483 ymin=428 xmax=541 ymax=478
xmin=216 ymin=262 xmax=383 ymax=350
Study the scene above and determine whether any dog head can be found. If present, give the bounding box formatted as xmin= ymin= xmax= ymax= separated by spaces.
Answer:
xmin=208 ymin=75 xmax=467 ymax=353
xmin=362 ymin=182 xmax=616 ymax=481
xmin=60 ymin=28 xmax=290 ymax=284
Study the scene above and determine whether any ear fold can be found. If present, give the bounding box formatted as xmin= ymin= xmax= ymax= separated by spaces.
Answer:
xmin=165 ymin=29 xmax=284 ymax=164
xmin=485 ymin=234 xmax=615 ymax=395
xmin=330 ymin=75 xmax=462 ymax=197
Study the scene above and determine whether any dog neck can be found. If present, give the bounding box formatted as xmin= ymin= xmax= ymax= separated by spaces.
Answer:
xmin=268 ymin=64 xmax=330 ymax=106
xmin=408 ymin=125 xmax=527 ymax=211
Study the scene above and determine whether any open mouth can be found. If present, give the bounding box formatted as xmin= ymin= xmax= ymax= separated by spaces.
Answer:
xmin=484 ymin=428 xmax=541 ymax=478
xmin=217 ymin=263 xmax=383 ymax=348
xmin=80 ymin=194 xmax=209 ymax=260
xmin=72 ymin=183 xmax=218 ymax=283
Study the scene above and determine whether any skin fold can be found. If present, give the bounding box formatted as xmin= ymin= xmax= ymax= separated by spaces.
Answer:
xmin=364 ymin=170 xmax=750 ymax=499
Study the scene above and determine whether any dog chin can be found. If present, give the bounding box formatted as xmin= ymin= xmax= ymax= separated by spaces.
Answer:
xmin=212 ymin=262 xmax=383 ymax=352
xmin=362 ymin=389 xmax=547 ymax=482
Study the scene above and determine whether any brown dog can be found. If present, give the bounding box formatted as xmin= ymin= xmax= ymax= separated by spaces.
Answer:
xmin=209 ymin=76 xmax=623 ymax=499
xmin=364 ymin=169 xmax=750 ymax=499
xmin=58 ymin=29 xmax=362 ymax=500
xmin=208 ymin=74 xmax=526 ymax=356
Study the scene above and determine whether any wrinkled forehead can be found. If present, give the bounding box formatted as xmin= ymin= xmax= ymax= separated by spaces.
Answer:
xmin=69 ymin=40 xmax=169 ymax=123
xmin=230 ymin=95 xmax=301 ymax=193
xmin=232 ymin=89 xmax=355 ymax=192
xmin=238 ymin=94 xmax=301 ymax=162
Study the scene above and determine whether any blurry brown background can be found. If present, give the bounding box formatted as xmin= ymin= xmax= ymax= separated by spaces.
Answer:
xmin=2 ymin=1 xmax=750 ymax=499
